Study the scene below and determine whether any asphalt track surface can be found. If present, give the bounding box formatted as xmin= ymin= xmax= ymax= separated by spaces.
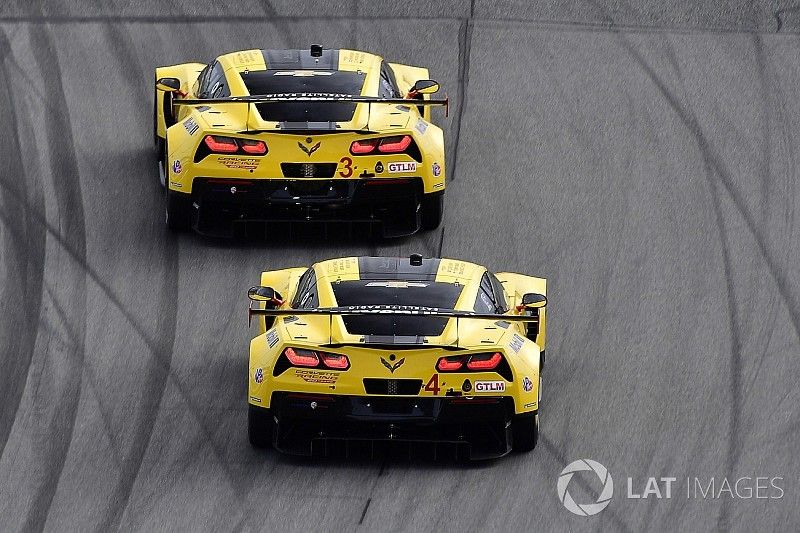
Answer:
xmin=1 ymin=1 xmax=800 ymax=531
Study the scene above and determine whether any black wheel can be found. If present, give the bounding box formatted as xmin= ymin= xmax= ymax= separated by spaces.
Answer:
xmin=248 ymin=406 xmax=274 ymax=448
xmin=165 ymin=189 xmax=190 ymax=232
xmin=512 ymin=412 xmax=539 ymax=452
xmin=421 ymin=193 xmax=443 ymax=230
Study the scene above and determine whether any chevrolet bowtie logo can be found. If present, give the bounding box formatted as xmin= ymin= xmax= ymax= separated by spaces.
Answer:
xmin=380 ymin=357 xmax=405 ymax=373
xmin=298 ymin=141 xmax=321 ymax=156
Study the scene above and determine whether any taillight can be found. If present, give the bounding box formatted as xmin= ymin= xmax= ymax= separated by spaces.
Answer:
xmin=240 ymin=139 xmax=267 ymax=155
xmin=466 ymin=352 xmax=503 ymax=371
xmin=437 ymin=356 xmax=464 ymax=372
xmin=282 ymin=348 xmax=350 ymax=370
xmin=349 ymin=136 xmax=413 ymax=155
xmin=284 ymin=347 xmax=319 ymax=367
xmin=204 ymin=135 xmax=239 ymax=153
xmin=378 ymin=135 xmax=412 ymax=153
xmin=350 ymin=139 xmax=379 ymax=154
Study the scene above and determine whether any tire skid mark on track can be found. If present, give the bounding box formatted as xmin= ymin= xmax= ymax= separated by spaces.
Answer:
xmin=611 ymin=30 xmax=759 ymax=532
xmin=21 ymin=23 xmax=88 ymax=532
xmin=447 ymin=0 xmax=474 ymax=184
xmin=0 ymin=29 xmax=47 ymax=464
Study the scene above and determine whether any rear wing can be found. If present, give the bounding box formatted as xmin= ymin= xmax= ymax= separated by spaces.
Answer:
xmin=173 ymin=93 xmax=449 ymax=132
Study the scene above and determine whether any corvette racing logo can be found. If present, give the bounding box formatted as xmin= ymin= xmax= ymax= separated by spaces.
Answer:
xmin=298 ymin=140 xmax=321 ymax=156
xmin=380 ymin=356 xmax=405 ymax=373
xmin=558 ymin=459 xmax=614 ymax=516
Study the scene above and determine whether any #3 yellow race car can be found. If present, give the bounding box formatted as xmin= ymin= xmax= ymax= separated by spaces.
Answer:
xmin=153 ymin=45 xmax=448 ymax=237
xmin=247 ymin=255 xmax=547 ymax=460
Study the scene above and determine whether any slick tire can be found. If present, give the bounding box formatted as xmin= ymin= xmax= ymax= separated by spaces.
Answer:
xmin=165 ymin=189 xmax=190 ymax=232
xmin=421 ymin=193 xmax=443 ymax=230
xmin=248 ymin=406 xmax=274 ymax=448
xmin=512 ymin=412 xmax=539 ymax=452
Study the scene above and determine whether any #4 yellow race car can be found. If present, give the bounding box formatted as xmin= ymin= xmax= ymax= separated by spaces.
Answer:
xmin=154 ymin=45 xmax=448 ymax=237
xmin=247 ymin=255 xmax=547 ymax=460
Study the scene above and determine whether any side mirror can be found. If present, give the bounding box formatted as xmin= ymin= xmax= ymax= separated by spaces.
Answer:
xmin=156 ymin=77 xmax=181 ymax=92
xmin=521 ymin=292 xmax=547 ymax=309
xmin=410 ymin=79 xmax=440 ymax=95
xmin=247 ymin=286 xmax=284 ymax=304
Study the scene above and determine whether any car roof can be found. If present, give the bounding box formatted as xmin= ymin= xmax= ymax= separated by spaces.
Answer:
xmin=313 ymin=256 xmax=486 ymax=286
xmin=216 ymin=47 xmax=383 ymax=76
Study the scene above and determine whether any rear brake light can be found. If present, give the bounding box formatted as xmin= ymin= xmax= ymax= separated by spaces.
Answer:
xmin=437 ymin=356 xmax=464 ymax=372
xmin=284 ymin=347 xmax=319 ymax=367
xmin=204 ymin=135 xmax=238 ymax=153
xmin=350 ymin=139 xmax=379 ymax=154
xmin=466 ymin=352 xmax=503 ymax=371
xmin=240 ymin=139 xmax=267 ymax=155
xmin=378 ymin=135 xmax=412 ymax=153
xmin=321 ymin=353 xmax=350 ymax=370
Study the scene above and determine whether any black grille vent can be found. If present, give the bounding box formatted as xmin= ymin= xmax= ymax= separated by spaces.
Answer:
xmin=363 ymin=378 xmax=423 ymax=395
xmin=281 ymin=162 xmax=337 ymax=178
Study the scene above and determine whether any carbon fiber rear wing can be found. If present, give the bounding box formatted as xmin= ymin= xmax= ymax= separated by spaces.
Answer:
xmin=173 ymin=93 xmax=449 ymax=132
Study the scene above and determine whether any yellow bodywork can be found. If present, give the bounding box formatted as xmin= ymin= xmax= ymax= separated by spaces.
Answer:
xmin=248 ymin=258 xmax=546 ymax=416
xmin=155 ymin=49 xmax=446 ymax=195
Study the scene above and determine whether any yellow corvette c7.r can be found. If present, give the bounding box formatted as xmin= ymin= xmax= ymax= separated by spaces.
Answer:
xmin=154 ymin=45 xmax=448 ymax=237
xmin=247 ymin=255 xmax=547 ymax=460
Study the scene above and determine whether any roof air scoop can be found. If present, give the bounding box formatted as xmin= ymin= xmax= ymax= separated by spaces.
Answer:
xmin=310 ymin=44 xmax=323 ymax=57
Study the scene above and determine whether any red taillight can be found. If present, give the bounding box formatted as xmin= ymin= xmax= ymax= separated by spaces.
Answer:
xmin=437 ymin=356 xmax=464 ymax=372
xmin=204 ymin=135 xmax=239 ymax=153
xmin=466 ymin=352 xmax=503 ymax=371
xmin=284 ymin=347 xmax=319 ymax=367
xmin=240 ymin=139 xmax=267 ymax=155
xmin=321 ymin=353 xmax=350 ymax=370
xmin=378 ymin=135 xmax=412 ymax=153
xmin=350 ymin=139 xmax=379 ymax=154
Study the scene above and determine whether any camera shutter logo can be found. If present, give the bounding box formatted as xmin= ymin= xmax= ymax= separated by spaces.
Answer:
xmin=557 ymin=459 xmax=613 ymax=516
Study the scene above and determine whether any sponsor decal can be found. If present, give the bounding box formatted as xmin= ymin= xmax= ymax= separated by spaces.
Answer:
xmin=509 ymin=334 xmax=524 ymax=353
xmin=183 ymin=117 xmax=199 ymax=135
xmin=249 ymin=396 xmax=262 ymax=403
xmin=298 ymin=140 xmax=321 ymax=156
xmin=218 ymin=156 xmax=259 ymax=170
xmin=474 ymin=380 xmax=505 ymax=393
xmin=432 ymin=162 xmax=441 ymax=177
xmin=524 ymin=401 xmax=537 ymax=408
xmin=365 ymin=281 xmax=428 ymax=288
xmin=254 ymin=368 xmax=264 ymax=384
xmin=172 ymin=160 xmax=182 ymax=174
xmin=415 ymin=119 xmax=428 ymax=134
xmin=380 ymin=356 xmax=405 ymax=373
xmin=294 ymin=369 xmax=339 ymax=384
xmin=274 ymin=70 xmax=334 ymax=77
xmin=169 ymin=181 xmax=183 ymax=188
xmin=375 ymin=161 xmax=384 ymax=173
xmin=387 ymin=161 xmax=417 ymax=173
xmin=266 ymin=329 xmax=279 ymax=348
xmin=433 ymin=182 xmax=444 ymax=189
xmin=523 ymin=376 xmax=533 ymax=392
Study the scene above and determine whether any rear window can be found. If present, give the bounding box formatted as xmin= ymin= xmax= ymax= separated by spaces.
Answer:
xmin=241 ymin=70 xmax=366 ymax=122
xmin=332 ymin=280 xmax=463 ymax=336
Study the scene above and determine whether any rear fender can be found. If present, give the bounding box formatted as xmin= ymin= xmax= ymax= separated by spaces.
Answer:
xmin=496 ymin=273 xmax=547 ymax=351
xmin=256 ymin=268 xmax=308 ymax=334
xmin=389 ymin=63 xmax=433 ymax=121
xmin=154 ymin=63 xmax=206 ymax=140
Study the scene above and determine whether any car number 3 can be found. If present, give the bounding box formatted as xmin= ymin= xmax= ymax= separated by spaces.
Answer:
xmin=338 ymin=156 xmax=353 ymax=177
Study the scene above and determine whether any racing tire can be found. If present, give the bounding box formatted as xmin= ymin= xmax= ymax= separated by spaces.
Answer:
xmin=165 ymin=189 xmax=191 ymax=232
xmin=512 ymin=412 xmax=539 ymax=452
xmin=248 ymin=406 xmax=274 ymax=448
xmin=421 ymin=193 xmax=443 ymax=230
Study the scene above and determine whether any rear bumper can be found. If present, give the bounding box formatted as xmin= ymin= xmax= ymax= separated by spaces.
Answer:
xmin=261 ymin=392 xmax=515 ymax=460
xmin=182 ymin=177 xmax=436 ymax=238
